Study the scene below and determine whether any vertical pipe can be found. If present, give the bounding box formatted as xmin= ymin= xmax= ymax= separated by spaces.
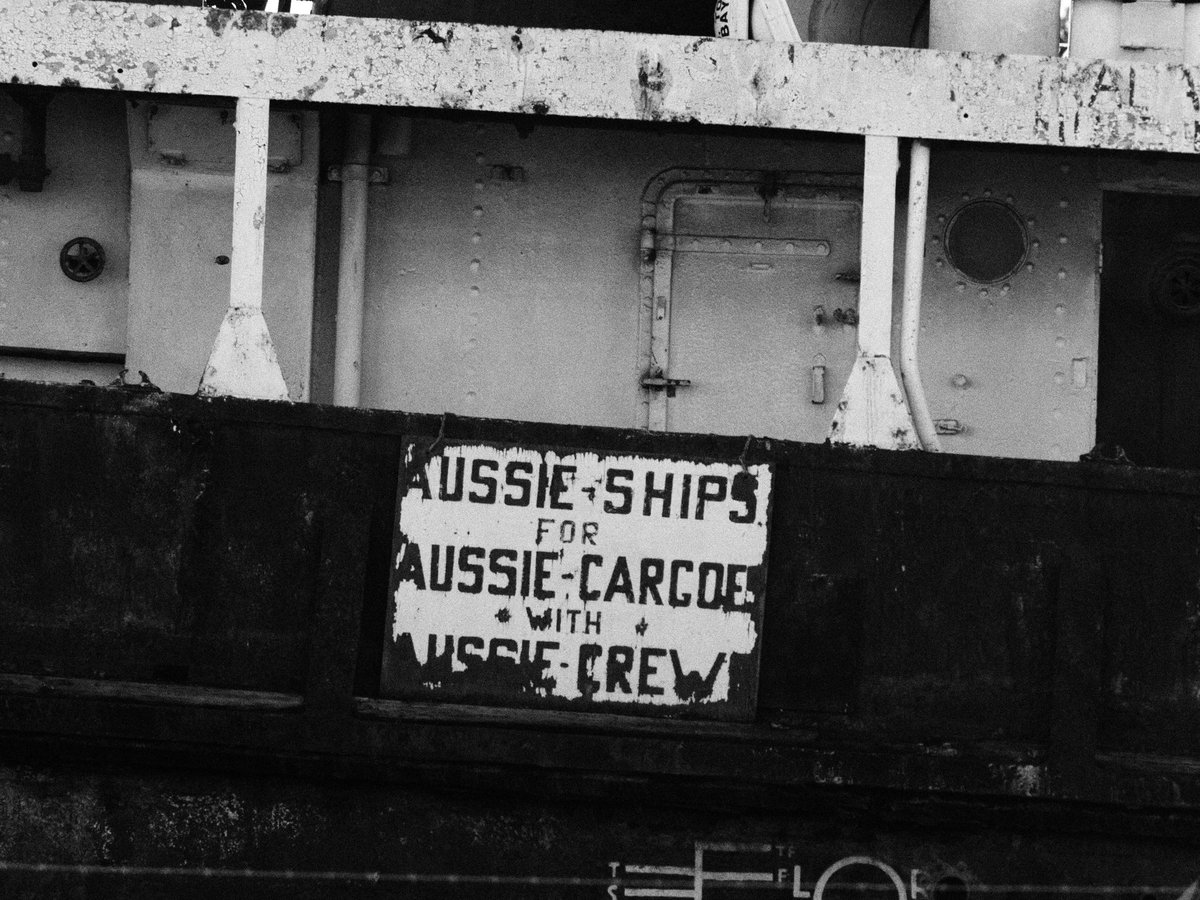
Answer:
xmin=333 ymin=113 xmax=372 ymax=407
xmin=198 ymin=96 xmax=288 ymax=401
xmin=231 ymin=97 xmax=270 ymax=312
xmin=858 ymin=134 xmax=899 ymax=359
xmin=900 ymin=140 xmax=941 ymax=452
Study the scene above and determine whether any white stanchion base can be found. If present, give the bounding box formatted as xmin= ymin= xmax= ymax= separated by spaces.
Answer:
xmin=198 ymin=307 xmax=289 ymax=401
xmin=830 ymin=353 xmax=920 ymax=450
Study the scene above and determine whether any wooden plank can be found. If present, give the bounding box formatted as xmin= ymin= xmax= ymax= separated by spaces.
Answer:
xmin=4 ymin=1 xmax=1200 ymax=153
xmin=352 ymin=696 xmax=811 ymax=742
xmin=0 ymin=674 xmax=304 ymax=710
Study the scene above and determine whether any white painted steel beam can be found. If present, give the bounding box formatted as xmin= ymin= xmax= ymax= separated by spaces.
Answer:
xmin=230 ymin=97 xmax=270 ymax=316
xmin=5 ymin=0 xmax=1200 ymax=154
xmin=830 ymin=135 xmax=917 ymax=450
xmin=198 ymin=97 xmax=289 ymax=400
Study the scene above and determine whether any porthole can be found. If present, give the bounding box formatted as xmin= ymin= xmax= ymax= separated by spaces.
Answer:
xmin=945 ymin=199 xmax=1029 ymax=285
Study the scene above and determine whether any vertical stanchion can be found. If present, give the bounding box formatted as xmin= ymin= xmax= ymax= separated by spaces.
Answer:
xmin=830 ymin=134 xmax=918 ymax=449
xmin=198 ymin=96 xmax=289 ymax=401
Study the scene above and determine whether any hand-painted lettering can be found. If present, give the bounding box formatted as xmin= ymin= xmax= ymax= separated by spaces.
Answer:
xmin=604 ymin=468 xmax=634 ymax=513
xmin=391 ymin=443 xmax=772 ymax=712
xmin=468 ymin=457 xmax=499 ymax=503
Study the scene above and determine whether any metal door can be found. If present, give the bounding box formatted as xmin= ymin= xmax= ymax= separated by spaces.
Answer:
xmin=1096 ymin=192 xmax=1200 ymax=468
xmin=639 ymin=170 xmax=862 ymax=440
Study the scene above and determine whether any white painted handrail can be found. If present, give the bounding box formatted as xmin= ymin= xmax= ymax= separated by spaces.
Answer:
xmin=2 ymin=0 xmax=1200 ymax=154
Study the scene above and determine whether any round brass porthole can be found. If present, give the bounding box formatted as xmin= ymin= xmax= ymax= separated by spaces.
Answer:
xmin=945 ymin=199 xmax=1029 ymax=285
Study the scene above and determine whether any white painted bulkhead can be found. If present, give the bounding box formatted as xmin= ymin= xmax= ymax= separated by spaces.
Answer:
xmin=343 ymin=113 xmax=1110 ymax=461
xmin=0 ymin=88 xmax=1193 ymax=463
xmin=0 ymin=91 xmax=129 ymax=384
xmin=126 ymin=101 xmax=317 ymax=399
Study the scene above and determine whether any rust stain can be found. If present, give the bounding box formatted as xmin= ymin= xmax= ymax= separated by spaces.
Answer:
xmin=268 ymin=14 xmax=297 ymax=38
xmin=418 ymin=26 xmax=452 ymax=47
xmin=633 ymin=52 xmax=670 ymax=121
xmin=231 ymin=10 xmax=269 ymax=33
xmin=204 ymin=8 xmax=230 ymax=37
xmin=297 ymin=75 xmax=327 ymax=101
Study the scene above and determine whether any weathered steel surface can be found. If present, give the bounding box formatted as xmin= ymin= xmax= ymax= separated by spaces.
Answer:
xmin=1 ymin=761 xmax=1200 ymax=900
xmin=2 ymin=380 xmax=1200 ymax=812
xmin=4 ymin=1 xmax=1200 ymax=153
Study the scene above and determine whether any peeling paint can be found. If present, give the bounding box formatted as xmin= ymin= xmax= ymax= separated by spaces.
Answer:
xmin=268 ymin=14 xmax=297 ymax=38
xmin=297 ymin=75 xmax=327 ymax=101
xmin=3 ymin=0 xmax=1200 ymax=153
xmin=418 ymin=25 xmax=452 ymax=47
xmin=634 ymin=52 xmax=670 ymax=121
xmin=204 ymin=7 xmax=229 ymax=37
xmin=384 ymin=441 xmax=772 ymax=718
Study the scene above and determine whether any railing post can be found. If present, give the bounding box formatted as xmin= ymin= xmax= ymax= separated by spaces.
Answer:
xmin=198 ymin=96 xmax=289 ymax=401
xmin=830 ymin=134 xmax=918 ymax=449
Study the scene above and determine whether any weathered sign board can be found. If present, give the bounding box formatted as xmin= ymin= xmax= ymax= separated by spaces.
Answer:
xmin=382 ymin=440 xmax=773 ymax=719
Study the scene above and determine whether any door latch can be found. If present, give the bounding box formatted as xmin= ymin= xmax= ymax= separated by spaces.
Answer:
xmin=641 ymin=374 xmax=693 ymax=398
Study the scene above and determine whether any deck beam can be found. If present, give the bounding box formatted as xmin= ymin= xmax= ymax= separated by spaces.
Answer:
xmin=2 ymin=0 xmax=1200 ymax=154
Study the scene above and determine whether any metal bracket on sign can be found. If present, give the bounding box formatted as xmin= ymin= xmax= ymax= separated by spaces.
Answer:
xmin=327 ymin=164 xmax=390 ymax=184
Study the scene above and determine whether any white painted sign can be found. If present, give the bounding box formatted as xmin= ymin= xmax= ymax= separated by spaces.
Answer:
xmin=383 ymin=440 xmax=773 ymax=718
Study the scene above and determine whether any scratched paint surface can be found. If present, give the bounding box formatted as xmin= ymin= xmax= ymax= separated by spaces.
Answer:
xmin=3 ymin=0 xmax=1200 ymax=153
xmin=384 ymin=441 xmax=772 ymax=717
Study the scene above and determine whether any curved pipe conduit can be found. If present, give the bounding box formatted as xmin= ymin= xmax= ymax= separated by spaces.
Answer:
xmin=900 ymin=139 xmax=940 ymax=451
